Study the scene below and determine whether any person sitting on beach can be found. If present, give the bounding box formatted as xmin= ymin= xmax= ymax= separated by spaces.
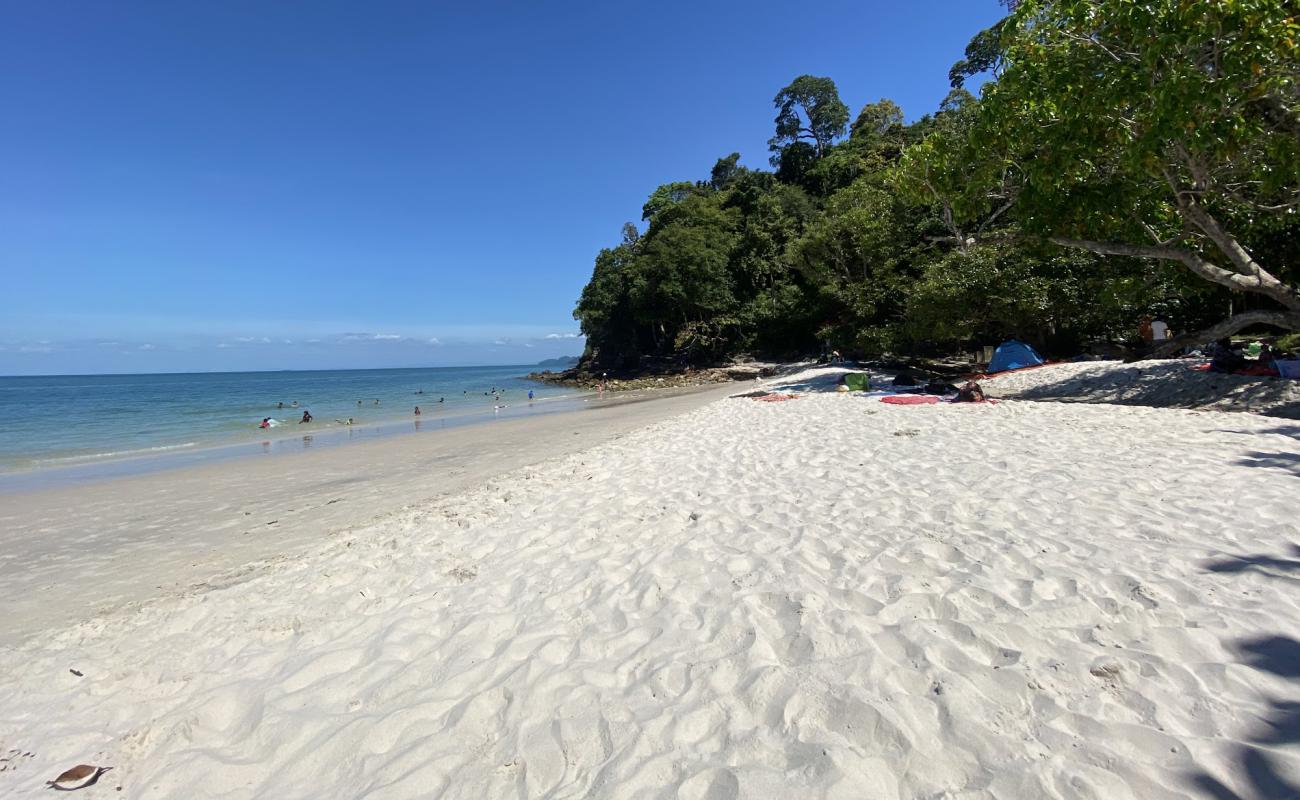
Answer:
xmin=299 ymin=410 xmax=312 ymax=423
xmin=955 ymin=381 xmax=985 ymax=403
xmin=1209 ymin=339 xmax=1247 ymax=374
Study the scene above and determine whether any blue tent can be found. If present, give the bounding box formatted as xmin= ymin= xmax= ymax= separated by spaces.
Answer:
xmin=987 ymin=339 xmax=1045 ymax=374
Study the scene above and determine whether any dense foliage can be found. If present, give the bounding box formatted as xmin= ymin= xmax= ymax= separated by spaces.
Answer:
xmin=574 ymin=0 xmax=1299 ymax=369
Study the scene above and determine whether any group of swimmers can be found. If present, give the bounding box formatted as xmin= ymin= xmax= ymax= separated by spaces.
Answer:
xmin=260 ymin=385 xmax=545 ymax=430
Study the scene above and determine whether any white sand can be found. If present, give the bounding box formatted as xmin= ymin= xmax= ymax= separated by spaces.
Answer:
xmin=0 ymin=385 xmax=744 ymax=648
xmin=3 ymin=380 xmax=1300 ymax=798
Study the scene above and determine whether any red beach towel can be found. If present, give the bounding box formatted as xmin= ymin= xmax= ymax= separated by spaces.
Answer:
xmin=881 ymin=395 xmax=940 ymax=405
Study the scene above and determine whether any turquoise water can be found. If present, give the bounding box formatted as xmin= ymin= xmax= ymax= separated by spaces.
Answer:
xmin=0 ymin=365 xmax=580 ymax=485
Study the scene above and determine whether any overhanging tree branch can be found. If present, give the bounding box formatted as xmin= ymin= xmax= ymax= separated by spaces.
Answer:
xmin=1050 ymin=237 xmax=1300 ymax=310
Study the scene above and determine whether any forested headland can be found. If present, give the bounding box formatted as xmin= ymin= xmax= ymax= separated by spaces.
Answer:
xmin=571 ymin=0 xmax=1300 ymax=372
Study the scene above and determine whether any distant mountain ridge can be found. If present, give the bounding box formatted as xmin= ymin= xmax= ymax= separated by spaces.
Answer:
xmin=536 ymin=355 xmax=580 ymax=368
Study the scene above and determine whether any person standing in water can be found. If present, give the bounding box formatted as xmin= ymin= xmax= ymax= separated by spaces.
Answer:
xmin=414 ymin=406 xmax=421 ymax=416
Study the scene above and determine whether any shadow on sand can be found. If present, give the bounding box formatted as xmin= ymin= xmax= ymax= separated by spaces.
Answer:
xmin=1189 ymin=546 xmax=1300 ymax=798
xmin=1235 ymin=451 xmax=1300 ymax=479
xmin=1204 ymin=544 xmax=1300 ymax=577
xmin=1188 ymin=635 xmax=1300 ymax=799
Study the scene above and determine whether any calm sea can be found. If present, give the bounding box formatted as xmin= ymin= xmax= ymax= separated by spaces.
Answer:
xmin=0 ymin=365 xmax=582 ymax=489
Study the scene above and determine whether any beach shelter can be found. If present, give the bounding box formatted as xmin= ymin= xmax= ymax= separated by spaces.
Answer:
xmin=986 ymin=339 xmax=1044 ymax=374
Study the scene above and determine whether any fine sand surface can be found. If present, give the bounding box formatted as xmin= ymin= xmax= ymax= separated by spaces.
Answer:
xmin=0 ymin=384 xmax=739 ymax=647
xmin=3 ymin=373 xmax=1300 ymax=798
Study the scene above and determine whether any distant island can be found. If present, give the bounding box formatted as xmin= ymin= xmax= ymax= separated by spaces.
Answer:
xmin=535 ymin=356 xmax=580 ymax=368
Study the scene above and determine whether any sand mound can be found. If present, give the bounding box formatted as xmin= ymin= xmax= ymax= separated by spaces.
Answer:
xmin=983 ymin=360 xmax=1300 ymax=418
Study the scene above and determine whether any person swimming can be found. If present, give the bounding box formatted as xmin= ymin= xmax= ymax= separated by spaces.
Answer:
xmin=299 ymin=410 xmax=313 ymax=423
xmin=260 ymin=417 xmax=272 ymax=429
xmin=439 ymin=397 xmax=444 ymax=403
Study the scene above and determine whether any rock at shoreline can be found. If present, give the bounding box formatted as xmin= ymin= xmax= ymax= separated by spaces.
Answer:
xmin=526 ymin=362 xmax=780 ymax=391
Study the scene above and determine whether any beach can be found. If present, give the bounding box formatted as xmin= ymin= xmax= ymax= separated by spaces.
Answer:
xmin=3 ymin=371 xmax=1300 ymax=798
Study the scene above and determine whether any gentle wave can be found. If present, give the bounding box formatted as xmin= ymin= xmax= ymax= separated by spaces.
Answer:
xmin=33 ymin=442 xmax=201 ymax=466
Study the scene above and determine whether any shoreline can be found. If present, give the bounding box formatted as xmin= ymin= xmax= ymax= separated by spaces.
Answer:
xmin=0 ymin=382 xmax=742 ymax=647
xmin=0 ymin=389 xmax=596 ymax=494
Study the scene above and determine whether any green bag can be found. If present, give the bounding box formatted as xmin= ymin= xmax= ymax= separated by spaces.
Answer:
xmin=844 ymin=373 xmax=871 ymax=391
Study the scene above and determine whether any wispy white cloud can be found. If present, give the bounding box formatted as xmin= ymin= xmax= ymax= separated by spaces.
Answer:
xmin=545 ymin=332 xmax=582 ymax=339
xmin=138 ymin=343 xmax=156 ymax=350
xmin=427 ymin=337 xmax=442 ymax=346
xmin=339 ymin=332 xmax=408 ymax=343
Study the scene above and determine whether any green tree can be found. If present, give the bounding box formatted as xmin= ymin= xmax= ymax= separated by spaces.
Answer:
xmin=905 ymin=243 xmax=1159 ymax=352
xmin=574 ymin=239 xmax=641 ymax=367
xmin=641 ymin=181 xmax=699 ymax=223
xmin=709 ymin=153 xmax=745 ymax=190
xmin=769 ymin=75 xmax=849 ymax=159
xmin=918 ymin=0 xmax=1300 ymax=352
xmin=850 ymin=99 xmax=904 ymax=141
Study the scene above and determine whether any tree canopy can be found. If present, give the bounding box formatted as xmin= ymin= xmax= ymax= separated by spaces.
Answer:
xmin=910 ymin=0 xmax=1300 ymax=351
xmin=769 ymin=75 xmax=850 ymax=160
xmin=573 ymin=2 xmax=1298 ymax=372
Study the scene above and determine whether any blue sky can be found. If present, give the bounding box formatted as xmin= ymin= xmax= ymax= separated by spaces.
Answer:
xmin=0 ymin=1 xmax=1003 ymax=375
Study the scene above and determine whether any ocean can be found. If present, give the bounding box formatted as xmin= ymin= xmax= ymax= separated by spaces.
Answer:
xmin=0 ymin=365 xmax=584 ymax=490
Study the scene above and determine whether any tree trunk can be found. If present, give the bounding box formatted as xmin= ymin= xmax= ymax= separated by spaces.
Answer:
xmin=1138 ymin=309 xmax=1300 ymax=360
